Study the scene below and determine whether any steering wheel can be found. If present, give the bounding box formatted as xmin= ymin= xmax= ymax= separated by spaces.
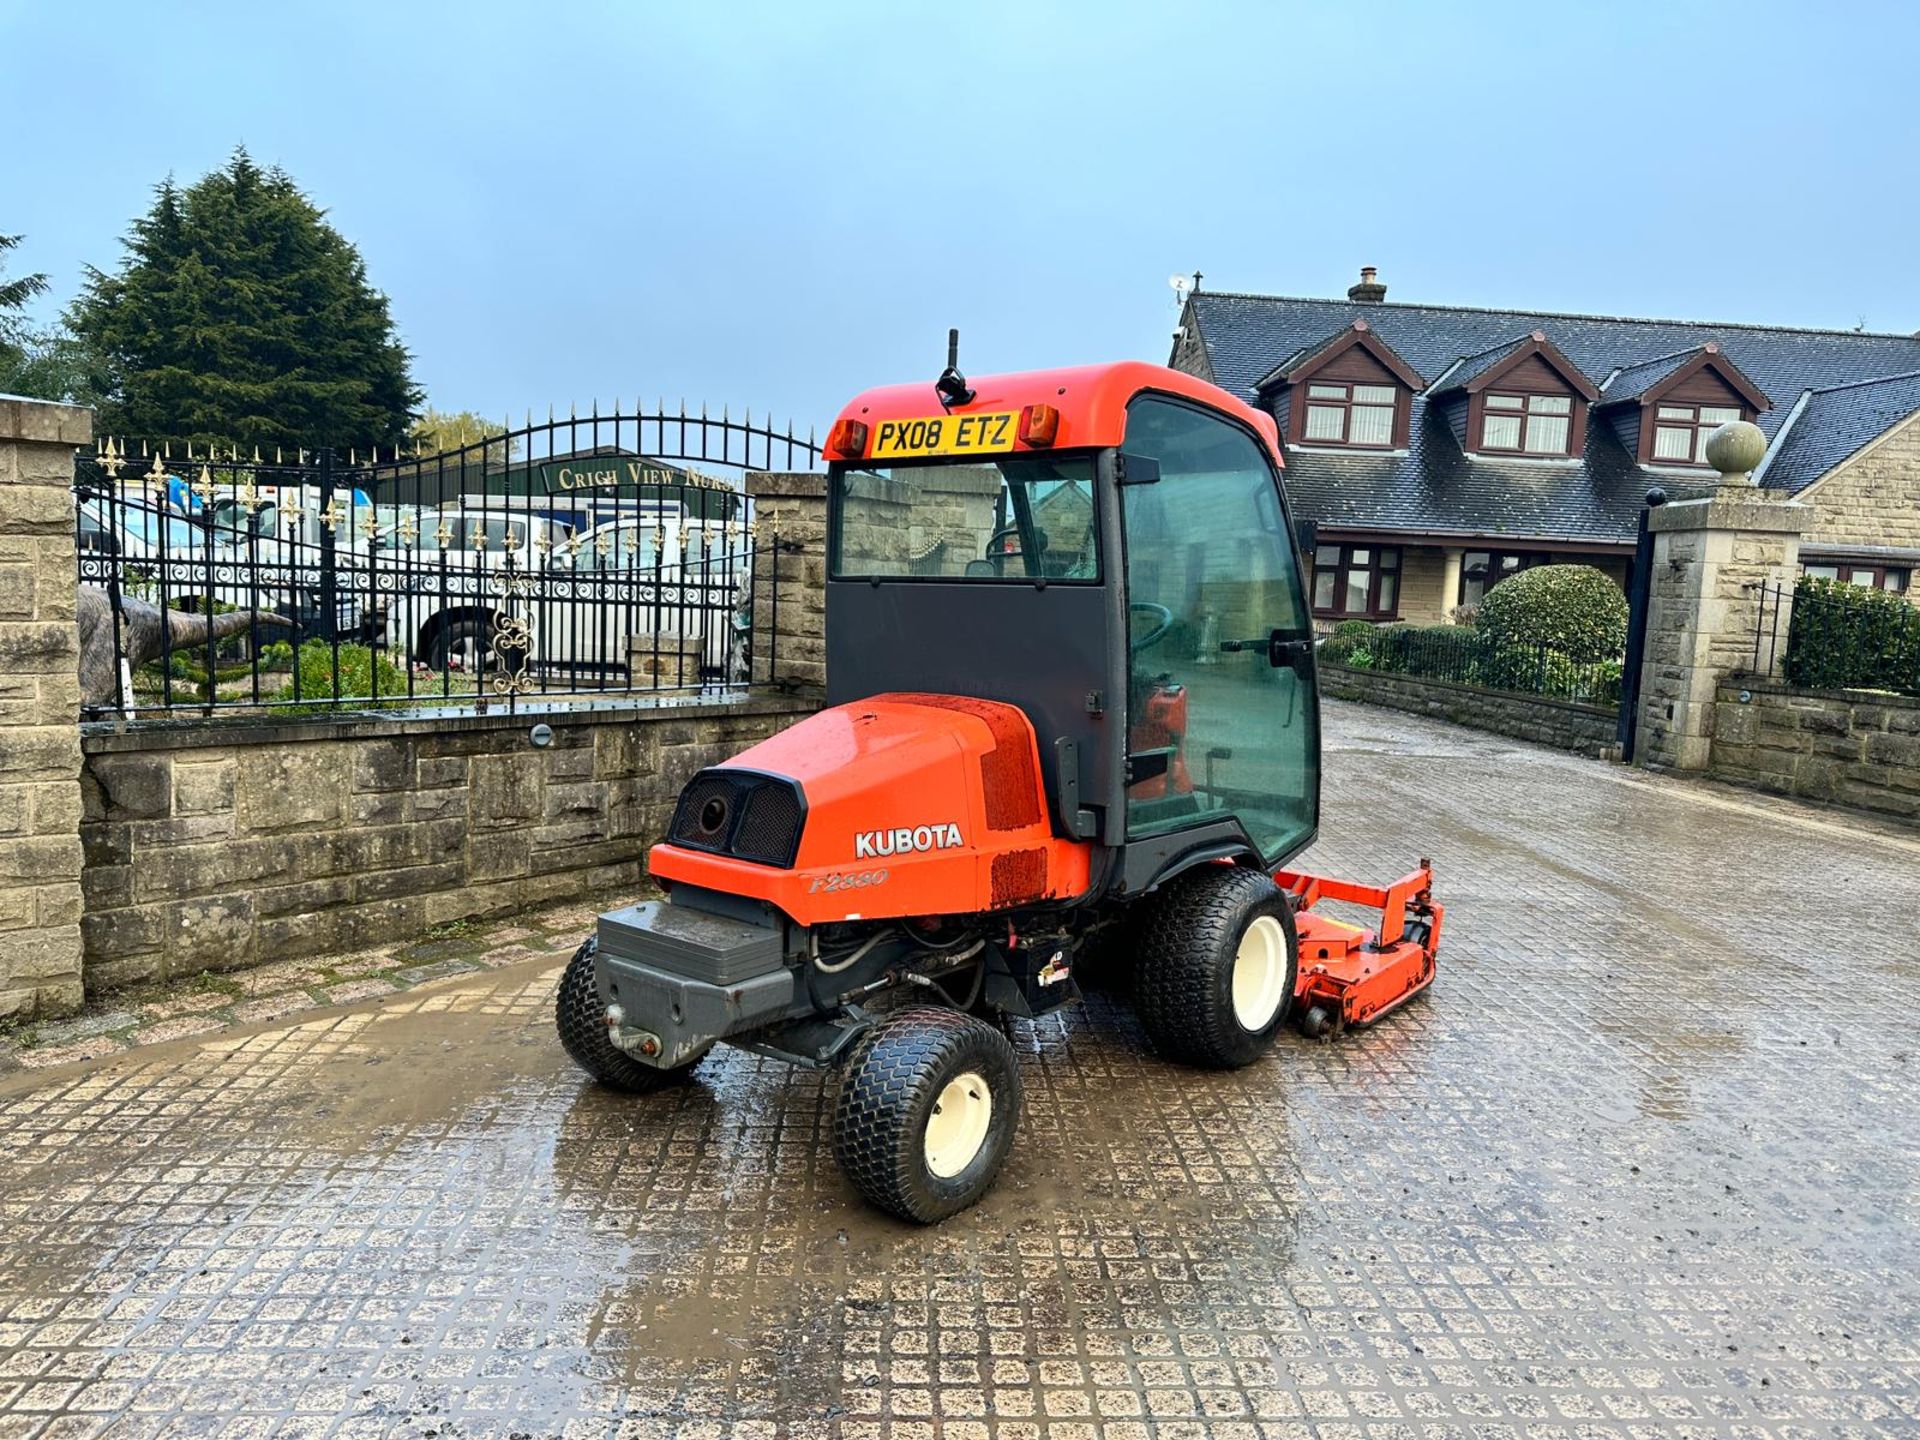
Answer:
xmin=984 ymin=524 xmax=1025 ymax=561
xmin=1129 ymin=601 xmax=1175 ymax=652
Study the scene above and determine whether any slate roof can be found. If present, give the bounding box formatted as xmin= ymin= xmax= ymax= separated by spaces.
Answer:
xmin=1426 ymin=333 xmax=1538 ymax=395
xmin=1183 ymin=290 xmax=1920 ymax=546
xmin=1595 ymin=347 xmax=1703 ymax=405
xmin=1755 ymin=370 xmax=1920 ymax=497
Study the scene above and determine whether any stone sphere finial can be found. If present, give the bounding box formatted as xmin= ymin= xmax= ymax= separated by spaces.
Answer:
xmin=1704 ymin=419 xmax=1766 ymax=482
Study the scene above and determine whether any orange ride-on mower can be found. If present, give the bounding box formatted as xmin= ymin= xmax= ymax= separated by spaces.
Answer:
xmin=556 ymin=348 xmax=1441 ymax=1223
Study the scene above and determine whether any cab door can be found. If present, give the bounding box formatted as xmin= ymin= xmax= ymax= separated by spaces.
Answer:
xmin=1118 ymin=394 xmax=1319 ymax=865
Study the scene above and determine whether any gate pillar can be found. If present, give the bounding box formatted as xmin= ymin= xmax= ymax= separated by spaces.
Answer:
xmin=0 ymin=397 xmax=91 ymax=1018
xmin=1635 ymin=422 xmax=1808 ymax=771
xmin=744 ymin=471 xmax=827 ymax=692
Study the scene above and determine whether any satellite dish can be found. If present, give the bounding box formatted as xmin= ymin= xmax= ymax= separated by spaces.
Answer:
xmin=1168 ymin=274 xmax=1189 ymax=294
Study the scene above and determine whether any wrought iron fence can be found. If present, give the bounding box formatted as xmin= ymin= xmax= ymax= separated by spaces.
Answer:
xmin=72 ymin=404 xmax=819 ymax=720
xmin=1755 ymin=577 xmax=1920 ymax=695
xmin=1319 ymin=623 xmax=1625 ymax=707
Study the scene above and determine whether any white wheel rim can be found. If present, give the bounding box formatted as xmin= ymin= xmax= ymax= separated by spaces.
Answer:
xmin=1232 ymin=915 xmax=1288 ymax=1031
xmin=923 ymin=1070 xmax=993 ymax=1179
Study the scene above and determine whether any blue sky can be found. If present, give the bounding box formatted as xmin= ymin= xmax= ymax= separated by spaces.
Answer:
xmin=4 ymin=0 xmax=1917 ymax=437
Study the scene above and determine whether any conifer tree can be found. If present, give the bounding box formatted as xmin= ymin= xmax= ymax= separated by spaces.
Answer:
xmin=70 ymin=150 xmax=420 ymax=446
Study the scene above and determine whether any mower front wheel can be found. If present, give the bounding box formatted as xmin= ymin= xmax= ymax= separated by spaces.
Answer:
xmin=555 ymin=938 xmax=707 ymax=1093
xmin=833 ymin=1006 xmax=1021 ymax=1224
xmin=1135 ymin=865 xmax=1297 ymax=1069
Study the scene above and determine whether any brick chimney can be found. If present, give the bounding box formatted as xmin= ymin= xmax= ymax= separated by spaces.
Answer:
xmin=1347 ymin=266 xmax=1387 ymax=304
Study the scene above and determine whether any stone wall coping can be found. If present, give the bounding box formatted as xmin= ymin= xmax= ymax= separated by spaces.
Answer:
xmin=80 ymin=690 xmax=817 ymax=755
xmin=1718 ymin=674 xmax=1920 ymax=712
xmin=0 ymin=395 xmax=93 ymax=447
xmin=1319 ymin=662 xmax=1615 ymax=718
xmin=744 ymin=470 xmax=827 ymax=500
xmin=1648 ymin=494 xmax=1811 ymax=536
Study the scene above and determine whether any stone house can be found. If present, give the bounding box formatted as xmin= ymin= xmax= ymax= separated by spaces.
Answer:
xmin=1169 ymin=270 xmax=1920 ymax=625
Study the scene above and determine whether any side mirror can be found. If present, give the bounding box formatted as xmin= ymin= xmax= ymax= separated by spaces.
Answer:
xmin=1295 ymin=518 xmax=1318 ymax=556
xmin=1115 ymin=453 xmax=1161 ymax=486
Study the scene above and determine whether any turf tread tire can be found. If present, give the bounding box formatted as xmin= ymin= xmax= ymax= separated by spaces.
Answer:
xmin=555 ymin=938 xmax=704 ymax=1093
xmin=834 ymin=1006 xmax=1020 ymax=1224
xmin=1134 ymin=865 xmax=1296 ymax=1069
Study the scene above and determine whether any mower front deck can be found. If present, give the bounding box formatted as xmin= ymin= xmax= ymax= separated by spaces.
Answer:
xmin=1276 ymin=861 xmax=1442 ymax=1038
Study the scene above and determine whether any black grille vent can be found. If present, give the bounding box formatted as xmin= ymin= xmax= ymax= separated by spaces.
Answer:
xmin=731 ymin=783 xmax=804 ymax=866
xmin=666 ymin=769 xmax=805 ymax=868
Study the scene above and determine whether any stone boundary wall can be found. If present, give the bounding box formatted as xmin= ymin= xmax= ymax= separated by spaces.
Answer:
xmin=1710 ymin=678 xmax=1920 ymax=822
xmin=1320 ymin=663 xmax=1619 ymax=757
xmin=79 ymin=696 xmax=815 ymax=992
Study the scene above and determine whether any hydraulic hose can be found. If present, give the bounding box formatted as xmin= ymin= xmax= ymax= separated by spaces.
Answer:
xmin=814 ymin=929 xmax=888 ymax=975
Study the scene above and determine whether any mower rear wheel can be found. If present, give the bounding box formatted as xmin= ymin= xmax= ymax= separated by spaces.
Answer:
xmin=555 ymin=938 xmax=706 ymax=1093
xmin=1135 ymin=865 xmax=1297 ymax=1069
xmin=833 ymin=1006 xmax=1021 ymax=1223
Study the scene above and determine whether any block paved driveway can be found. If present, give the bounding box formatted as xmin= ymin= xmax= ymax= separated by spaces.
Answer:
xmin=2 ymin=699 xmax=1917 ymax=1439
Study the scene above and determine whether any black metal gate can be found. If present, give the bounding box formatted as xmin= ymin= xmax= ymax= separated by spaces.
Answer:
xmin=74 ymin=404 xmax=818 ymax=719
xmin=1614 ymin=487 xmax=1665 ymax=761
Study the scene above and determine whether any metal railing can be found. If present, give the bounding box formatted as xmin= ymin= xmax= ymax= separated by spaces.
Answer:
xmin=73 ymin=406 xmax=819 ymax=720
xmin=1320 ymin=624 xmax=1625 ymax=707
xmin=1756 ymin=577 xmax=1920 ymax=696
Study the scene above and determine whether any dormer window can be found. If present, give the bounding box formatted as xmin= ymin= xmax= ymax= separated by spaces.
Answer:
xmin=1303 ymin=382 xmax=1398 ymax=446
xmin=1593 ymin=343 xmax=1770 ymax=467
xmin=1481 ymin=393 xmax=1574 ymax=455
xmin=1254 ymin=319 xmax=1424 ymax=452
xmin=1427 ymin=331 xmax=1598 ymax=461
xmin=1651 ymin=403 xmax=1744 ymax=463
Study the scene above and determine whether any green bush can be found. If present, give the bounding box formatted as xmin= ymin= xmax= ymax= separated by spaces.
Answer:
xmin=1325 ymin=617 xmax=1623 ymax=704
xmin=1370 ymin=624 xmax=1485 ymax=680
xmin=1319 ymin=619 xmax=1377 ymax=665
xmin=1476 ymin=643 xmax=1584 ymax=698
xmin=274 ymin=641 xmax=410 ymax=711
xmin=1588 ymin=658 xmax=1625 ymax=708
xmin=1477 ymin=564 xmax=1628 ymax=664
xmin=1784 ymin=577 xmax=1920 ymax=696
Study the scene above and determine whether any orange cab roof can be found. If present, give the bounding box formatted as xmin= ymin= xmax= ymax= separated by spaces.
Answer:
xmin=828 ymin=360 xmax=1283 ymax=468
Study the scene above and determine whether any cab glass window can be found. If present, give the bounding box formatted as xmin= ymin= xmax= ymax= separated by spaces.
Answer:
xmin=831 ymin=457 xmax=1099 ymax=581
xmin=1120 ymin=396 xmax=1318 ymax=863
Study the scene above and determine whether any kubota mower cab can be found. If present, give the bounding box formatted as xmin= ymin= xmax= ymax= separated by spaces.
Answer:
xmin=556 ymin=351 xmax=1440 ymax=1222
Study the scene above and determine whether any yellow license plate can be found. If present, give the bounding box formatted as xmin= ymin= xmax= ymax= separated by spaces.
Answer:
xmin=869 ymin=411 xmax=1018 ymax=460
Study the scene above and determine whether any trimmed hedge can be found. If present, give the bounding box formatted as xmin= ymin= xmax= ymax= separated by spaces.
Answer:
xmin=1784 ymin=577 xmax=1920 ymax=696
xmin=1476 ymin=564 xmax=1628 ymax=664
